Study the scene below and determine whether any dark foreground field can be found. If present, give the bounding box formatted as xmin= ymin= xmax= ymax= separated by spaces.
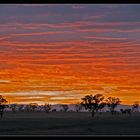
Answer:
xmin=0 ymin=112 xmax=140 ymax=136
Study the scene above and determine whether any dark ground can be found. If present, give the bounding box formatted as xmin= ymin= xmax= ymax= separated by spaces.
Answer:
xmin=0 ymin=111 xmax=140 ymax=136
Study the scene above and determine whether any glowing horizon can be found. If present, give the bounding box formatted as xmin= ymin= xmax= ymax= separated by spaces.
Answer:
xmin=0 ymin=4 xmax=140 ymax=105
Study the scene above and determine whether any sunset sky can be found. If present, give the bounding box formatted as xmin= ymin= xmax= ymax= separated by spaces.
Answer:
xmin=0 ymin=4 xmax=140 ymax=105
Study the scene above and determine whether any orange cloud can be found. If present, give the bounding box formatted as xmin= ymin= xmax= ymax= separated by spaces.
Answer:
xmin=0 ymin=18 xmax=139 ymax=105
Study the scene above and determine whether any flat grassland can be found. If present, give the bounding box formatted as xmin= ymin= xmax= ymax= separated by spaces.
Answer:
xmin=0 ymin=112 xmax=140 ymax=136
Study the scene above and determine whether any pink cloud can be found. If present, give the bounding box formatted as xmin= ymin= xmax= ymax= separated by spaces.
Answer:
xmin=0 ymin=20 xmax=140 ymax=34
xmin=84 ymin=36 xmax=128 ymax=41
xmin=0 ymin=31 xmax=74 ymax=41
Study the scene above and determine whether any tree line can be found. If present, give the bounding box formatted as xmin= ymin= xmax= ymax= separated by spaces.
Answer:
xmin=0 ymin=94 xmax=139 ymax=118
xmin=81 ymin=94 xmax=139 ymax=117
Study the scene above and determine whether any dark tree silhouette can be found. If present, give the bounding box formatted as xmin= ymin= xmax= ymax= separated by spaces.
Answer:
xmin=132 ymin=101 xmax=139 ymax=112
xmin=106 ymin=97 xmax=121 ymax=115
xmin=51 ymin=109 xmax=56 ymax=112
xmin=61 ymin=104 xmax=69 ymax=112
xmin=98 ymin=102 xmax=106 ymax=115
xmin=25 ymin=104 xmax=31 ymax=112
xmin=11 ymin=104 xmax=17 ymax=113
xmin=29 ymin=103 xmax=38 ymax=112
xmin=74 ymin=103 xmax=82 ymax=112
xmin=44 ymin=103 xmax=51 ymax=113
xmin=18 ymin=104 xmax=24 ymax=112
xmin=81 ymin=94 xmax=105 ymax=117
xmin=0 ymin=95 xmax=8 ymax=118
xmin=120 ymin=108 xmax=131 ymax=115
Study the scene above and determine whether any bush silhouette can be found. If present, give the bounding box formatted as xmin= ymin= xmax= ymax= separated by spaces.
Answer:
xmin=0 ymin=95 xmax=8 ymax=118
xmin=106 ymin=97 xmax=121 ymax=115
xmin=81 ymin=94 xmax=105 ymax=117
